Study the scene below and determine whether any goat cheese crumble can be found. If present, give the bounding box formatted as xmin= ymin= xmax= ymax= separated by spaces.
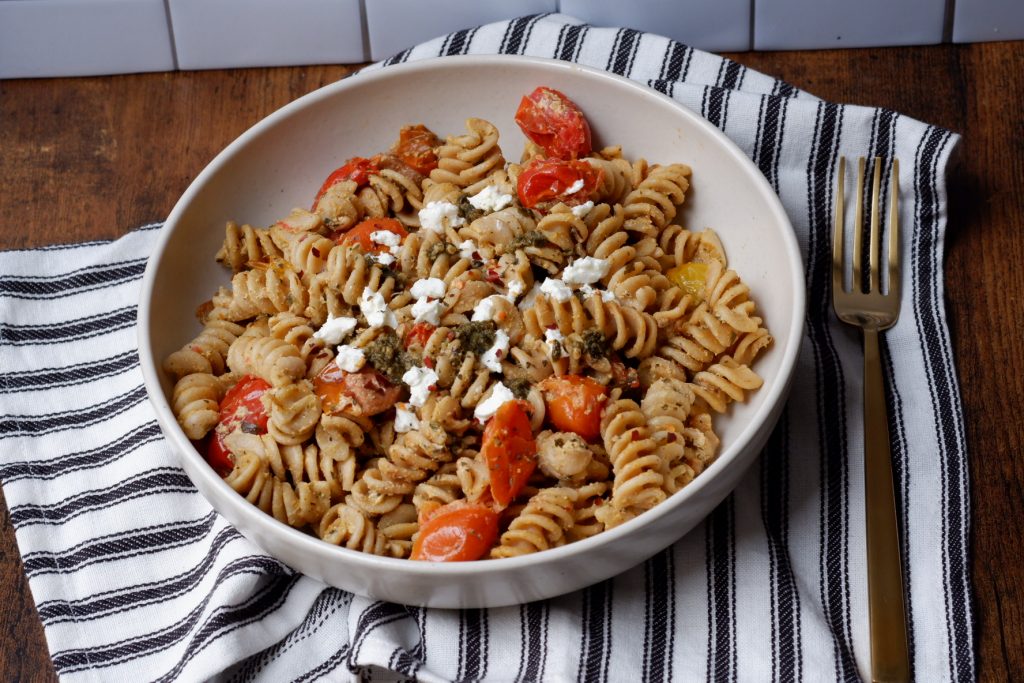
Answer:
xmin=394 ymin=403 xmax=420 ymax=433
xmin=481 ymin=329 xmax=510 ymax=373
xmin=474 ymin=382 xmax=516 ymax=423
xmin=468 ymin=185 xmax=514 ymax=212
xmin=401 ymin=366 xmax=438 ymax=407
xmin=562 ymin=256 xmax=610 ymax=285
xmin=418 ymin=201 xmax=465 ymax=233
xmin=539 ymin=277 xmax=574 ymax=302
xmin=571 ymin=200 xmax=595 ymax=218
xmin=334 ymin=345 xmax=366 ymax=372
xmin=359 ymin=289 xmax=397 ymax=329
xmin=312 ymin=314 xmax=358 ymax=345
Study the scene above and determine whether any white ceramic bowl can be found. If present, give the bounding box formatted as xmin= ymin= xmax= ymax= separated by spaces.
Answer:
xmin=139 ymin=55 xmax=805 ymax=608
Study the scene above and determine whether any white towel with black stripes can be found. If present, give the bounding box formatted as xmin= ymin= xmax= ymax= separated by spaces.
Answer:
xmin=0 ymin=14 xmax=973 ymax=683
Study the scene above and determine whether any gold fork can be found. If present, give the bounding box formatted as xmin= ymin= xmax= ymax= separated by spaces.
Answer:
xmin=832 ymin=156 xmax=909 ymax=683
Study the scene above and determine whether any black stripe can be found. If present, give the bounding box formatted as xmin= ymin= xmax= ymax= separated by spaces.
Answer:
xmin=0 ymin=305 xmax=136 ymax=346
xmin=443 ymin=28 xmax=475 ymax=56
xmin=752 ymin=94 xmax=790 ymax=191
xmin=0 ymin=420 xmax=162 ymax=482
xmin=9 ymin=467 xmax=195 ymax=526
xmin=605 ymin=28 xmax=641 ymax=77
xmin=761 ymin=412 xmax=803 ymax=682
xmin=0 ymin=258 xmax=147 ymax=299
xmin=36 ymin=525 xmax=247 ymax=624
xmin=911 ymin=127 xmax=973 ymax=681
xmin=804 ymin=101 xmax=859 ymax=681
xmin=555 ymin=22 xmax=587 ymax=62
xmin=705 ymin=498 xmax=737 ymax=681
xmin=517 ymin=601 xmax=547 ymax=682
xmin=150 ymin=574 xmax=302 ymax=681
xmin=0 ymin=384 xmax=148 ymax=438
xmin=22 ymin=511 xmax=219 ymax=577
xmin=499 ymin=14 xmax=542 ymax=55
xmin=641 ymin=547 xmax=674 ymax=682
xmin=383 ymin=48 xmax=411 ymax=67
xmin=458 ymin=608 xmax=488 ymax=681
xmin=577 ymin=579 xmax=613 ymax=682
xmin=0 ymin=350 xmax=139 ymax=392
xmin=350 ymin=601 xmax=410 ymax=663
xmin=294 ymin=646 xmax=350 ymax=683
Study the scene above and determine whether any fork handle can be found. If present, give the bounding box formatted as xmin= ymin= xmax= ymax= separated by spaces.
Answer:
xmin=863 ymin=328 xmax=910 ymax=682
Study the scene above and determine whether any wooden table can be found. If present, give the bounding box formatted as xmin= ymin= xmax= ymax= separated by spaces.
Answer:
xmin=2 ymin=43 xmax=1021 ymax=680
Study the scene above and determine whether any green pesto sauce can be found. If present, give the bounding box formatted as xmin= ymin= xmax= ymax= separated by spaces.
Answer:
xmin=365 ymin=330 xmax=411 ymax=384
xmin=505 ymin=376 xmax=531 ymax=400
xmin=508 ymin=230 xmax=548 ymax=251
xmin=454 ymin=320 xmax=497 ymax=359
xmin=582 ymin=329 xmax=609 ymax=359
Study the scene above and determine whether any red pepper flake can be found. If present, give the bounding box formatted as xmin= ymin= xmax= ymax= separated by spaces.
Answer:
xmin=472 ymin=251 xmax=482 ymax=261
xmin=495 ymin=349 xmax=504 ymax=359
xmin=423 ymin=357 xmax=434 ymax=369
xmin=666 ymin=432 xmax=677 ymax=443
xmin=631 ymin=429 xmax=642 ymax=441
xmin=546 ymin=324 xmax=557 ymax=330
xmin=427 ymin=384 xmax=437 ymax=392
xmin=485 ymin=269 xmax=503 ymax=285
xmin=312 ymin=246 xmax=322 ymax=258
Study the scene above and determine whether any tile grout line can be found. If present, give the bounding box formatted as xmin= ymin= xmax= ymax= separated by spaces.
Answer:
xmin=357 ymin=0 xmax=372 ymax=63
xmin=161 ymin=0 xmax=180 ymax=71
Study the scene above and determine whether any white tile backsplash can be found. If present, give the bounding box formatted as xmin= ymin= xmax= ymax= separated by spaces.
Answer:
xmin=168 ymin=0 xmax=364 ymax=70
xmin=754 ymin=0 xmax=946 ymax=50
xmin=560 ymin=0 xmax=750 ymax=52
xmin=365 ymin=0 xmax=556 ymax=61
xmin=952 ymin=0 xmax=1024 ymax=43
xmin=0 ymin=0 xmax=174 ymax=79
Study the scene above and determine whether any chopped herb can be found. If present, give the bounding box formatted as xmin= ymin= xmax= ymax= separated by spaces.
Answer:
xmin=454 ymin=320 xmax=497 ymax=359
xmin=582 ymin=329 xmax=609 ymax=359
xmin=509 ymin=230 xmax=548 ymax=251
xmin=505 ymin=376 xmax=531 ymax=399
xmin=426 ymin=240 xmax=457 ymax=262
xmin=458 ymin=194 xmax=484 ymax=223
xmin=364 ymin=330 xmax=412 ymax=384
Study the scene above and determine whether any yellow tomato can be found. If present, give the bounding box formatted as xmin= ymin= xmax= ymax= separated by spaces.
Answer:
xmin=667 ymin=262 xmax=709 ymax=300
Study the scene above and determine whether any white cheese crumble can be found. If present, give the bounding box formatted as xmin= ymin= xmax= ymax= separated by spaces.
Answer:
xmin=544 ymin=328 xmax=565 ymax=357
xmin=471 ymin=294 xmax=504 ymax=322
xmin=481 ymin=328 xmax=510 ymax=373
xmin=370 ymin=252 xmax=396 ymax=267
xmin=359 ymin=289 xmax=397 ymax=329
xmin=410 ymin=277 xmax=446 ymax=301
xmin=468 ymin=185 xmax=514 ymax=212
xmin=394 ymin=403 xmax=420 ymax=433
xmin=518 ymin=283 xmax=542 ymax=311
xmin=312 ymin=314 xmax=358 ymax=345
xmin=458 ymin=239 xmax=479 ymax=261
xmin=418 ymin=201 xmax=465 ymax=233
xmin=562 ymin=256 xmax=611 ymax=286
xmin=506 ymin=278 xmax=525 ymax=301
xmin=402 ymin=366 xmax=438 ymax=407
xmin=370 ymin=230 xmax=402 ymax=248
xmin=539 ymin=277 xmax=573 ymax=303
xmin=411 ymin=298 xmax=445 ymax=325
xmin=474 ymin=382 xmax=516 ymax=423
xmin=571 ymin=200 xmax=595 ymax=218
xmin=565 ymin=178 xmax=585 ymax=194
xmin=334 ymin=345 xmax=366 ymax=372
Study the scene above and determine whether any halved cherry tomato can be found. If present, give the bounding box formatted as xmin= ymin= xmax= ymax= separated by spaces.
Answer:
xmin=517 ymin=158 xmax=602 ymax=209
xmin=540 ymin=375 xmax=609 ymax=443
xmin=392 ymin=124 xmax=440 ymax=176
xmin=411 ymin=500 xmax=500 ymax=562
xmin=313 ymin=362 xmax=401 ymax=417
xmin=481 ymin=400 xmax=537 ymax=508
xmin=206 ymin=375 xmax=271 ymax=476
xmin=312 ymin=156 xmax=379 ymax=210
xmin=339 ymin=217 xmax=409 ymax=252
xmin=514 ymin=86 xmax=592 ymax=160
xmin=404 ymin=322 xmax=437 ymax=350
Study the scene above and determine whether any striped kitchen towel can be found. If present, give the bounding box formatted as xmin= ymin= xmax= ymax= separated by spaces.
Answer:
xmin=0 ymin=14 xmax=972 ymax=682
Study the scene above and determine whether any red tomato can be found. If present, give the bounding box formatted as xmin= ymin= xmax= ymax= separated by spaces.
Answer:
xmin=206 ymin=375 xmax=271 ymax=476
xmin=514 ymin=86 xmax=592 ymax=160
xmin=404 ymin=322 xmax=436 ymax=350
xmin=313 ymin=362 xmax=401 ymax=417
xmin=481 ymin=400 xmax=537 ymax=508
xmin=392 ymin=124 xmax=440 ymax=176
xmin=540 ymin=375 xmax=609 ymax=443
xmin=517 ymin=158 xmax=602 ymax=209
xmin=338 ymin=217 xmax=408 ymax=252
xmin=312 ymin=156 xmax=379 ymax=210
xmin=411 ymin=501 xmax=500 ymax=562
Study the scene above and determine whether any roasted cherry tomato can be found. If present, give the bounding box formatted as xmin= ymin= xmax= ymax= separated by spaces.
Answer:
xmin=514 ymin=86 xmax=592 ymax=160
xmin=313 ymin=362 xmax=401 ymax=417
xmin=517 ymin=158 xmax=602 ymax=209
xmin=540 ymin=375 xmax=609 ymax=443
xmin=481 ymin=400 xmax=537 ymax=508
xmin=338 ymin=217 xmax=408 ymax=252
xmin=411 ymin=500 xmax=500 ymax=562
xmin=206 ymin=375 xmax=271 ymax=476
xmin=392 ymin=124 xmax=440 ymax=176
xmin=666 ymin=262 xmax=708 ymax=301
xmin=312 ymin=156 xmax=379 ymax=210
xmin=404 ymin=322 xmax=437 ymax=350
xmin=609 ymin=355 xmax=640 ymax=391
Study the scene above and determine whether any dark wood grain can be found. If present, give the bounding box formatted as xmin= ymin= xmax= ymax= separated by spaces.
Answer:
xmin=1 ymin=43 xmax=1021 ymax=681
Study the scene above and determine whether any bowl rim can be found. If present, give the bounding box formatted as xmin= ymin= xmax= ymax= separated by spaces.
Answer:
xmin=138 ymin=53 xmax=807 ymax=579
